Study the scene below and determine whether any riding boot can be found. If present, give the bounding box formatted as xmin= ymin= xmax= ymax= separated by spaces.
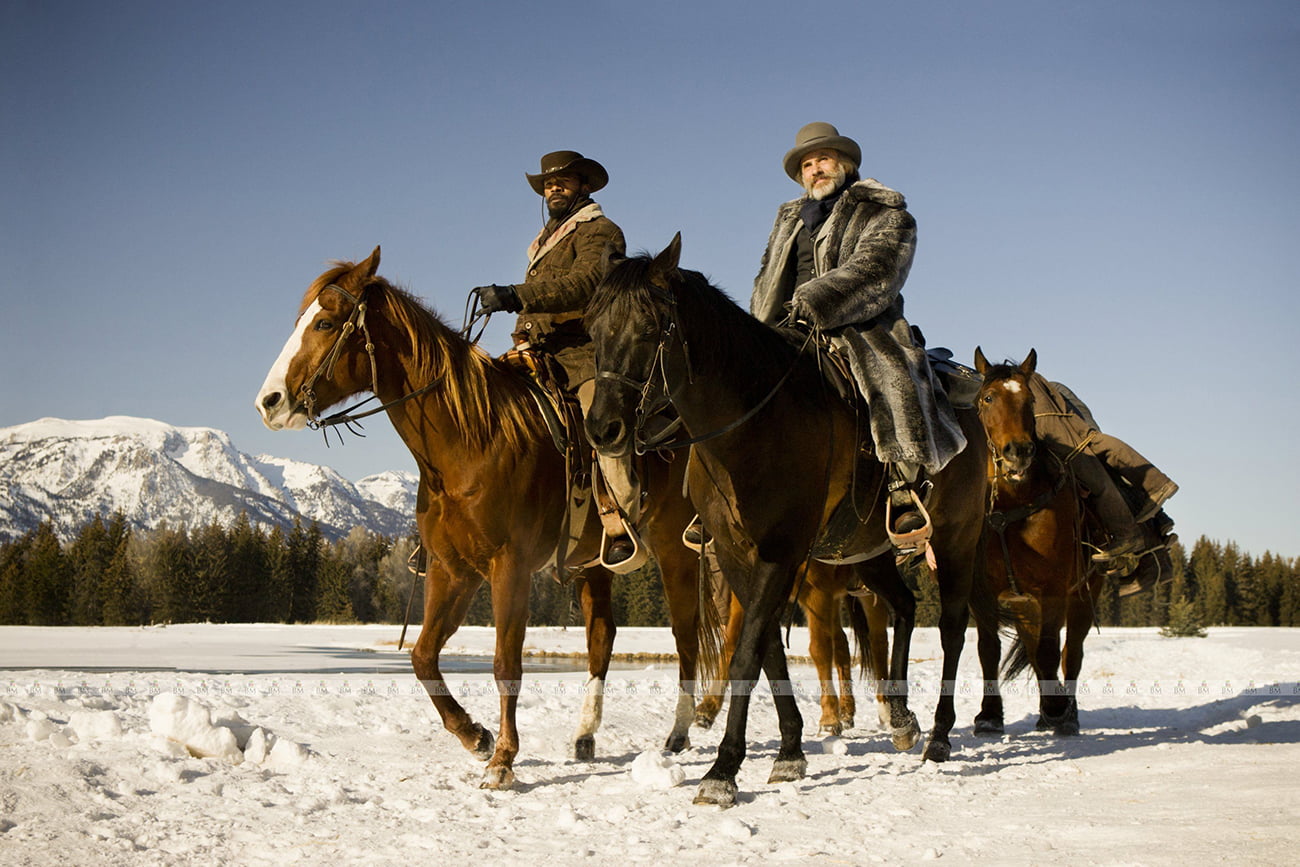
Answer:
xmin=886 ymin=462 xmax=932 ymax=552
xmin=1073 ymin=453 xmax=1143 ymax=570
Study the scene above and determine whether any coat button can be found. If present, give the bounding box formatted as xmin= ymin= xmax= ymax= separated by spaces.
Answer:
xmin=524 ymin=321 xmax=534 ymax=329
xmin=529 ymin=268 xmax=538 ymax=276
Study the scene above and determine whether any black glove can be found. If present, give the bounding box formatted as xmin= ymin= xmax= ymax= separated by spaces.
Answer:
xmin=473 ymin=284 xmax=522 ymax=314
xmin=784 ymin=296 xmax=817 ymax=328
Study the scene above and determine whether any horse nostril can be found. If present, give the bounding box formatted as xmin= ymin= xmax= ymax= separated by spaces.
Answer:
xmin=261 ymin=392 xmax=282 ymax=411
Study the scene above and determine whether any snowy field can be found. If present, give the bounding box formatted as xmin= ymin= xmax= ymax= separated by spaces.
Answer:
xmin=1 ymin=623 xmax=1297 ymax=865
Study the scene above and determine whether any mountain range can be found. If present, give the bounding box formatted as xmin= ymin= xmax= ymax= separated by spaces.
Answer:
xmin=0 ymin=417 xmax=419 ymax=543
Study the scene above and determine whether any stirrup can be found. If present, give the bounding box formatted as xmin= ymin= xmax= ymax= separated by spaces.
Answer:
xmin=885 ymin=487 xmax=932 ymax=553
xmin=681 ymin=514 xmax=708 ymax=553
xmin=600 ymin=523 xmax=650 ymax=574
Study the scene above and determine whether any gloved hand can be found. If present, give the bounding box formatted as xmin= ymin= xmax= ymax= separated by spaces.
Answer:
xmin=784 ymin=296 xmax=817 ymax=328
xmin=473 ymin=284 xmax=522 ymax=314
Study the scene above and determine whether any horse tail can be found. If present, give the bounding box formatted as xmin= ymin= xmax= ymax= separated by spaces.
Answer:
xmin=693 ymin=550 xmax=725 ymax=691
xmin=847 ymin=594 xmax=873 ymax=677
xmin=1002 ymin=634 xmax=1032 ymax=680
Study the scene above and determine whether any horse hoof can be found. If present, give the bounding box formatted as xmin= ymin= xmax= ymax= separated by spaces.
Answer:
xmin=480 ymin=765 xmax=515 ymax=790
xmin=1035 ymin=715 xmax=1054 ymax=732
xmin=973 ymin=718 xmax=1005 ymax=736
xmin=922 ymin=739 xmax=951 ymax=763
xmin=664 ymin=732 xmax=691 ymax=753
xmin=838 ymin=715 xmax=855 ymax=731
xmin=768 ymin=756 xmax=807 ymax=784
xmin=693 ymin=712 xmax=716 ymax=730
xmin=574 ymin=735 xmax=596 ymax=761
xmin=892 ymin=715 xmax=921 ymax=751
xmin=1055 ymin=721 xmax=1080 ymax=737
xmin=470 ymin=727 xmax=495 ymax=761
xmin=818 ymin=722 xmax=843 ymax=737
xmin=693 ymin=778 xmax=737 ymax=807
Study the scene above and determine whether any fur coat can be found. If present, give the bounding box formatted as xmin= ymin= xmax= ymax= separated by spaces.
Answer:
xmin=751 ymin=178 xmax=965 ymax=472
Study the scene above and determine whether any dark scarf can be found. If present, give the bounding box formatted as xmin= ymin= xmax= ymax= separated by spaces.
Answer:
xmin=539 ymin=195 xmax=594 ymax=244
xmin=799 ymin=184 xmax=846 ymax=233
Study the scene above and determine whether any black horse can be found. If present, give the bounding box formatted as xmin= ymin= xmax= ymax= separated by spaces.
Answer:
xmin=584 ymin=236 xmax=990 ymax=806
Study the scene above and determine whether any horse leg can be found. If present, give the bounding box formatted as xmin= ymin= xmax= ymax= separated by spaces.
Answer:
xmin=853 ymin=557 xmax=920 ymax=750
xmin=695 ymin=561 xmax=795 ymax=808
xmin=923 ymin=566 xmax=973 ymax=763
xmin=655 ymin=540 xmax=705 ymax=753
xmin=971 ymin=586 xmax=1005 ymax=736
xmin=695 ymin=591 xmax=741 ymax=729
xmin=801 ymin=580 xmax=844 ymax=736
xmin=831 ymin=597 xmax=856 ymax=731
xmin=861 ymin=591 xmax=892 ymax=730
xmin=410 ymin=562 xmax=494 ymax=760
xmin=480 ymin=562 xmax=532 ymax=790
xmin=573 ymin=570 xmax=615 ymax=761
xmin=761 ymin=617 xmax=809 ymax=784
xmin=1033 ymin=602 xmax=1070 ymax=734
xmin=1054 ymin=584 xmax=1096 ymax=736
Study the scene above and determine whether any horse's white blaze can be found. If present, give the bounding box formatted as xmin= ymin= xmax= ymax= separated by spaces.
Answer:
xmin=255 ymin=299 xmax=322 ymax=431
xmin=575 ymin=675 xmax=605 ymax=739
xmin=1001 ymin=379 xmax=1022 ymax=394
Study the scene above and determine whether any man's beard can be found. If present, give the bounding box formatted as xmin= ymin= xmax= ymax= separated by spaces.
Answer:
xmin=547 ymin=194 xmax=577 ymax=219
xmin=805 ymin=164 xmax=847 ymax=200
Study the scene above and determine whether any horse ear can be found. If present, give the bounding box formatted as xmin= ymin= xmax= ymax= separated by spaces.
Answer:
xmin=360 ymin=246 xmax=381 ymax=279
xmin=652 ymin=232 xmax=683 ymax=273
xmin=601 ymin=240 xmax=626 ymax=277
xmin=973 ymin=346 xmax=989 ymax=375
xmin=1021 ymin=348 xmax=1038 ymax=376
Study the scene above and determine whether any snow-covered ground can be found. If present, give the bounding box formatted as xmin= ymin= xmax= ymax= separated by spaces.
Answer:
xmin=1 ymin=623 xmax=1296 ymax=865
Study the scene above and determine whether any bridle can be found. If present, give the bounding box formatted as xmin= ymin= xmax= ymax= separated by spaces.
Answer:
xmin=594 ymin=277 xmax=813 ymax=455
xmin=297 ymin=283 xmax=443 ymax=440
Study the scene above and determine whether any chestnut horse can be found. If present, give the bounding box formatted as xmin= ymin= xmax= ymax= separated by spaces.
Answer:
xmin=694 ymin=562 xmax=895 ymax=738
xmin=255 ymin=248 xmax=717 ymax=788
xmin=970 ymin=348 xmax=1103 ymax=736
xmin=584 ymin=236 xmax=989 ymax=806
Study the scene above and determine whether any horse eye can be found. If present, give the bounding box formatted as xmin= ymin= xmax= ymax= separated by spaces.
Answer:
xmin=315 ymin=319 xmax=335 ymax=332
xmin=982 ymin=394 xmax=994 ymax=404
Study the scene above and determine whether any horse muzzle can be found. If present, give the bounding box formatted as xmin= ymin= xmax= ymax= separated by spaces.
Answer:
xmin=255 ymin=386 xmax=309 ymax=431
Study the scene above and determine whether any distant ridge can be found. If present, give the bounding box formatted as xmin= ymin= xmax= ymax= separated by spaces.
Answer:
xmin=0 ymin=416 xmax=417 ymax=542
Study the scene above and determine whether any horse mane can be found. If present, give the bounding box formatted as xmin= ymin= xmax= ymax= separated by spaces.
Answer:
xmin=590 ymin=254 xmax=800 ymax=400
xmin=303 ymin=264 xmax=541 ymax=453
xmin=979 ymin=360 xmax=1025 ymax=385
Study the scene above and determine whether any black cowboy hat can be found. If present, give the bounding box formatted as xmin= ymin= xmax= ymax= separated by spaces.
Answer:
xmin=782 ymin=122 xmax=862 ymax=183
xmin=526 ymin=150 xmax=609 ymax=195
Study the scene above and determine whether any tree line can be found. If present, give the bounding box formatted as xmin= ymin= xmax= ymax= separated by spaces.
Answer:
xmin=0 ymin=512 xmax=674 ymax=629
xmin=0 ymin=513 xmax=1295 ymax=630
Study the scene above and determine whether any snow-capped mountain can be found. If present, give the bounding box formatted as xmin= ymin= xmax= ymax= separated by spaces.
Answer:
xmin=0 ymin=417 xmax=419 ymax=542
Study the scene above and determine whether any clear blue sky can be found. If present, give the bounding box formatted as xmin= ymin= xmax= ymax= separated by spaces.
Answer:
xmin=4 ymin=1 xmax=1298 ymax=558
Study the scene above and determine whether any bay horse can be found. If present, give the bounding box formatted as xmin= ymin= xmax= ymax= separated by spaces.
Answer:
xmin=694 ymin=562 xmax=895 ymax=738
xmin=584 ymin=236 xmax=989 ymax=806
xmin=970 ymin=348 xmax=1103 ymax=736
xmin=254 ymin=247 xmax=718 ymax=788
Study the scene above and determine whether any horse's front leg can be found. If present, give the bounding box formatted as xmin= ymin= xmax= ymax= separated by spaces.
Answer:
xmin=1053 ymin=586 xmax=1097 ymax=736
xmin=481 ymin=562 xmax=532 ymax=790
xmin=573 ymin=570 xmax=615 ymax=761
xmin=972 ymin=612 xmax=1005 ymax=736
xmin=923 ymin=559 xmax=973 ymax=763
xmin=1033 ymin=602 xmax=1070 ymax=733
xmin=695 ymin=560 xmax=794 ymax=808
xmin=410 ymin=561 xmax=494 ymax=759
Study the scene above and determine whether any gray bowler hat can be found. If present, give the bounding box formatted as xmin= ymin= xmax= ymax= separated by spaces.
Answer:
xmin=782 ymin=122 xmax=862 ymax=183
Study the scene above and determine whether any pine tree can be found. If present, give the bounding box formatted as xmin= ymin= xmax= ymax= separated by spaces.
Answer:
xmin=314 ymin=545 xmax=356 ymax=623
xmin=23 ymin=522 xmax=71 ymax=625
xmin=101 ymin=535 xmax=144 ymax=625
xmin=227 ymin=513 xmax=269 ymax=623
xmin=1160 ymin=595 xmax=1207 ymax=638
xmin=0 ymin=534 xmax=32 ymax=624
xmin=68 ymin=515 xmax=111 ymax=625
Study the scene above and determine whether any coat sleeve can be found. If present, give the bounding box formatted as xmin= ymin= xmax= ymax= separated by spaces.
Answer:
xmin=514 ymin=220 xmax=626 ymax=314
xmin=794 ymin=206 xmax=917 ymax=330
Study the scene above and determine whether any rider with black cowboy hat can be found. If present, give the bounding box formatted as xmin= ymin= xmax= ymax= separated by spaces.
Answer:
xmin=473 ymin=150 xmax=643 ymax=570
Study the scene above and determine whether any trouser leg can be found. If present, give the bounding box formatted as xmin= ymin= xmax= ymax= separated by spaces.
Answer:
xmin=1070 ymin=451 xmax=1143 ymax=559
xmin=1087 ymin=432 xmax=1177 ymax=522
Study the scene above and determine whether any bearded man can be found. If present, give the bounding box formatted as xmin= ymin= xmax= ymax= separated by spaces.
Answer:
xmin=751 ymin=122 xmax=966 ymax=549
xmin=474 ymin=151 xmax=641 ymax=568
